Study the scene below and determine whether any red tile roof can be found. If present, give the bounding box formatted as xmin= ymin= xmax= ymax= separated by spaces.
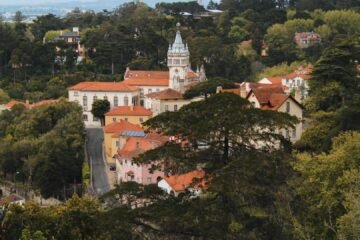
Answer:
xmin=103 ymin=120 xmax=143 ymax=134
xmin=146 ymin=89 xmax=183 ymax=100
xmin=248 ymin=85 xmax=302 ymax=110
xmin=4 ymin=100 xmax=27 ymax=108
xmin=117 ymin=133 xmax=168 ymax=158
xmin=4 ymin=99 xmax=58 ymax=108
xmin=105 ymin=106 xmax=152 ymax=117
xmin=163 ymin=170 xmax=205 ymax=192
xmin=123 ymin=70 xmax=169 ymax=86
xmin=68 ymin=82 xmax=138 ymax=92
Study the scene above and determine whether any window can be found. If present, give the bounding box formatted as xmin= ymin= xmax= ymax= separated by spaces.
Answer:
xmin=168 ymin=59 xmax=172 ymax=64
xmin=140 ymin=88 xmax=144 ymax=97
xmin=124 ymin=96 xmax=129 ymax=106
xmin=125 ymin=118 xmax=128 ymax=122
xmin=156 ymin=88 xmax=160 ymax=92
xmin=114 ymin=96 xmax=118 ymax=107
xmin=174 ymin=104 xmax=178 ymax=111
xmin=116 ymin=141 xmax=120 ymax=147
xmin=83 ymin=96 xmax=87 ymax=107
xmin=83 ymin=114 xmax=88 ymax=121
xmin=93 ymin=96 xmax=97 ymax=102
xmin=286 ymin=102 xmax=290 ymax=113
xmin=292 ymin=129 xmax=296 ymax=138
xmin=93 ymin=116 xmax=99 ymax=122
xmin=286 ymin=129 xmax=290 ymax=139
xmin=104 ymin=96 xmax=108 ymax=101
xmin=139 ymin=117 xmax=144 ymax=123
xmin=297 ymin=80 xmax=300 ymax=86
xmin=113 ymin=117 xmax=116 ymax=122
xmin=147 ymin=177 xmax=152 ymax=183
xmin=174 ymin=59 xmax=180 ymax=64
xmin=74 ymin=91 xmax=78 ymax=97
xmin=148 ymin=89 xmax=152 ymax=94
xmin=165 ymin=105 xmax=169 ymax=111
xmin=251 ymin=101 xmax=256 ymax=107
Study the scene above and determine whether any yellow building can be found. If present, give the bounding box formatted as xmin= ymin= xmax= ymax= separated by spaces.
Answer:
xmin=105 ymin=106 xmax=152 ymax=126
xmin=103 ymin=120 xmax=144 ymax=164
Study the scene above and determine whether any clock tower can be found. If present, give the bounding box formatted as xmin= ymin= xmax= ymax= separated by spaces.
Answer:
xmin=167 ymin=23 xmax=190 ymax=91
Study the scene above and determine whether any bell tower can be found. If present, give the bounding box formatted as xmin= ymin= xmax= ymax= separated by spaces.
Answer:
xmin=167 ymin=23 xmax=190 ymax=90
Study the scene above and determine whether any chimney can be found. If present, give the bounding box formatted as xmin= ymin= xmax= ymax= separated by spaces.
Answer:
xmin=240 ymin=83 xmax=247 ymax=98
xmin=216 ymin=86 xmax=222 ymax=94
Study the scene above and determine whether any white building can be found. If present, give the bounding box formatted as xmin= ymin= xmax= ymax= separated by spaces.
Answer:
xmin=68 ymin=82 xmax=140 ymax=127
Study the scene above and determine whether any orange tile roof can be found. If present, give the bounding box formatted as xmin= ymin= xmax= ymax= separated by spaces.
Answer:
xmin=220 ymin=88 xmax=241 ymax=95
xmin=30 ymin=99 xmax=58 ymax=108
xmin=117 ymin=133 xmax=168 ymax=158
xmin=123 ymin=70 xmax=169 ymax=86
xmin=266 ymin=77 xmax=283 ymax=84
xmin=248 ymin=85 xmax=302 ymax=110
xmin=4 ymin=100 xmax=27 ymax=108
xmin=103 ymin=120 xmax=143 ymax=134
xmin=146 ymin=89 xmax=183 ymax=100
xmin=105 ymin=106 xmax=152 ymax=117
xmin=187 ymin=70 xmax=198 ymax=79
xmin=68 ymin=81 xmax=138 ymax=92
xmin=163 ymin=170 xmax=205 ymax=192
xmin=4 ymin=99 xmax=58 ymax=108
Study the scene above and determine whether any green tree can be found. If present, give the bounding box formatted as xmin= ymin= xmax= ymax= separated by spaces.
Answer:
xmin=91 ymin=99 xmax=110 ymax=126
xmin=133 ymin=93 xmax=298 ymax=239
xmin=183 ymin=77 xmax=236 ymax=99
xmin=0 ymin=88 xmax=10 ymax=103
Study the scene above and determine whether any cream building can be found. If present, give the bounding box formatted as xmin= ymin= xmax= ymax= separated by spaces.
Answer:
xmin=246 ymin=85 xmax=304 ymax=143
xmin=68 ymin=82 xmax=140 ymax=127
xmin=105 ymin=106 xmax=152 ymax=126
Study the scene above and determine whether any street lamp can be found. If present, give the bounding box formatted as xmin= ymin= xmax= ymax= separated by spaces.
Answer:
xmin=14 ymin=171 xmax=20 ymax=194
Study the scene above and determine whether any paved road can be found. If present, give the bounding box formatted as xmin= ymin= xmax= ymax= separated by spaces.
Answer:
xmin=86 ymin=128 xmax=110 ymax=195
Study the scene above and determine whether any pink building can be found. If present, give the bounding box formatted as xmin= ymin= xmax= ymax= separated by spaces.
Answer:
xmin=115 ymin=133 xmax=168 ymax=185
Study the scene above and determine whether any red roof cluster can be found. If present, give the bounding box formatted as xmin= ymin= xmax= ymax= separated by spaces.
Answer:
xmin=163 ymin=170 xmax=206 ymax=192
xmin=103 ymin=120 xmax=143 ymax=134
xmin=146 ymin=89 xmax=183 ymax=100
xmin=68 ymin=82 xmax=138 ymax=92
xmin=117 ymin=132 xmax=168 ymax=158
xmin=4 ymin=99 xmax=58 ymax=109
xmin=248 ymin=84 xmax=301 ymax=110
xmin=105 ymin=106 xmax=152 ymax=117
xmin=123 ymin=70 xmax=169 ymax=86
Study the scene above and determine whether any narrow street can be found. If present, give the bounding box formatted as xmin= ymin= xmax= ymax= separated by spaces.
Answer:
xmin=86 ymin=128 xmax=110 ymax=195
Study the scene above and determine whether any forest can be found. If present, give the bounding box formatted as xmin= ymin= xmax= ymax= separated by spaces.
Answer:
xmin=0 ymin=0 xmax=359 ymax=239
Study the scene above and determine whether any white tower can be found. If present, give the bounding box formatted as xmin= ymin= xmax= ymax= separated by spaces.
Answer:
xmin=167 ymin=23 xmax=190 ymax=91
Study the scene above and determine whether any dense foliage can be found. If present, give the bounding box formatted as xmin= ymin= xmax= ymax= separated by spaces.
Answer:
xmin=0 ymin=100 xmax=85 ymax=198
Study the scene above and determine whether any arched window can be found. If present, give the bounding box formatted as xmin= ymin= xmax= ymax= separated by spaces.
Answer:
xmin=114 ymin=96 xmax=118 ymax=107
xmin=83 ymin=96 xmax=87 ymax=107
xmin=104 ymin=96 xmax=108 ymax=101
xmin=93 ymin=96 xmax=97 ymax=102
xmin=124 ymin=96 xmax=129 ymax=106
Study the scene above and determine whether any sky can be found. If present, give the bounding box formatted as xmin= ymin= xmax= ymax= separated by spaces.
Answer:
xmin=0 ymin=0 xmax=96 ymax=5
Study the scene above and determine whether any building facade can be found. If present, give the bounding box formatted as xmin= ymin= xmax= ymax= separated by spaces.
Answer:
xmin=68 ymin=82 xmax=140 ymax=127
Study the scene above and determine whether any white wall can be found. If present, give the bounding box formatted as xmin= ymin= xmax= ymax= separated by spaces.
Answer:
xmin=69 ymin=90 xmax=140 ymax=127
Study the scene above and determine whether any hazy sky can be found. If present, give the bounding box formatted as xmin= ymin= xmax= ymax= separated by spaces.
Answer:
xmin=0 ymin=0 xmax=96 ymax=5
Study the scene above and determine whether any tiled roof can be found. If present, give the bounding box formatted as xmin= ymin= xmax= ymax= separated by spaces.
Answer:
xmin=187 ymin=70 xmax=198 ymax=79
xmin=220 ymin=88 xmax=241 ymax=95
xmin=248 ymin=85 xmax=302 ymax=110
xmin=117 ymin=132 xmax=168 ymax=158
xmin=146 ymin=89 xmax=183 ymax=100
xmin=68 ymin=82 xmax=138 ymax=92
xmin=163 ymin=170 xmax=205 ymax=192
xmin=30 ymin=99 xmax=58 ymax=108
xmin=123 ymin=70 xmax=169 ymax=86
xmin=4 ymin=100 xmax=27 ymax=108
xmin=103 ymin=120 xmax=143 ymax=134
xmin=266 ymin=77 xmax=283 ymax=84
xmin=105 ymin=106 xmax=152 ymax=116
xmin=4 ymin=99 xmax=58 ymax=109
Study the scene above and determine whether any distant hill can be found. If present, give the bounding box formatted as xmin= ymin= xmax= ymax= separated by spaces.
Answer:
xmin=0 ymin=0 xmax=203 ymax=21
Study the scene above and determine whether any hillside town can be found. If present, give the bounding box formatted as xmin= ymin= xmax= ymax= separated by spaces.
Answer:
xmin=0 ymin=0 xmax=359 ymax=239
